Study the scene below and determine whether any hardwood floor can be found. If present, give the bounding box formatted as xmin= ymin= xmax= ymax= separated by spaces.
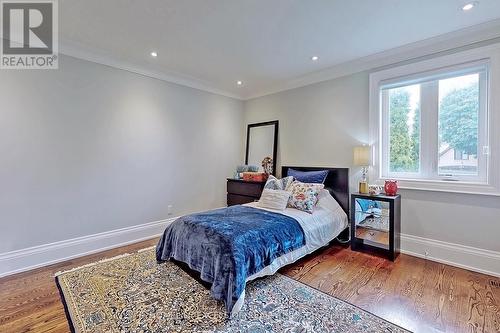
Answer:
xmin=0 ymin=239 xmax=498 ymax=333
xmin=282 ymin=244 xmax=499 ymax=333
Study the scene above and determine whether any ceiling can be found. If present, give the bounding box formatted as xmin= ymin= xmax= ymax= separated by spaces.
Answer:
xmin=59 ymin=0 xmax=500 ymax=99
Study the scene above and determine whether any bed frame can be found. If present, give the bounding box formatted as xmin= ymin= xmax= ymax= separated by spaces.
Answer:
xmin=281 ymin=166 xmax=350 ymax=217
xmin=169 ymin=166 xmax=351 ymax=300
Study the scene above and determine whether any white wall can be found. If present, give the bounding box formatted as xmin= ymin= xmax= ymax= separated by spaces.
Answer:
xmin=244 ymin=68 xmax=500 ymax=274
xmin=242 ymin=73 xmax=372 ymax=247
xmin=1 ymin=48 xmax=498 ymax=277
xmin=0 ymin=55 xmax=244 ymax=254
xmin=244 ymin=72 xmax=369 ymax=191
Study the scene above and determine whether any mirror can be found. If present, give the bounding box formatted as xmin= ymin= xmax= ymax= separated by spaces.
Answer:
xmin=245 ymin=121 xmax=278 ymax=175
xmin=354 ymin=198 xmax=390 ymax=249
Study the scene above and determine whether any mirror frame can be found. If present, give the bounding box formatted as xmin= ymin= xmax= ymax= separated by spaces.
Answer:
xmin=245 ymin=120 xmax=279 ymax=176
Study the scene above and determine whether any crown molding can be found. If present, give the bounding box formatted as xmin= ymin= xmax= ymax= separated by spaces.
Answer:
xmin=58 ymin=19 xmax=500 ymax=101
xmin=244 ymin=19 xmax=500 ymax=100
xmin=59 ymin=40 xmax=243 ymax=100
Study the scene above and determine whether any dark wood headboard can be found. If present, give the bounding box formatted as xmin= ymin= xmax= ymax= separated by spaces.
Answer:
xmin=282 ymin=166 xmax=349 ymax=216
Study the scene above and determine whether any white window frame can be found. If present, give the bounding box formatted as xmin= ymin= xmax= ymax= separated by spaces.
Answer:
xmin=369 ymin=44 xmax=500 ymax=195
xmin=381 ymin=62 xmax=488 ymax=182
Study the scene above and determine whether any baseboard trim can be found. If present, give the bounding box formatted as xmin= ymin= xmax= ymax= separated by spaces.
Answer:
xmin=2 ymin=223 xmax=498 ymax=279
xmin=0 ymin=217 xmax=176 ymax=278
xmin=401 ymin=234 xmax=500 ymax=278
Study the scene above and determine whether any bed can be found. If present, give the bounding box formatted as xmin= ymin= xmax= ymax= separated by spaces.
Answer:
xmin=156 ymin=166 xmax=349 ymax=316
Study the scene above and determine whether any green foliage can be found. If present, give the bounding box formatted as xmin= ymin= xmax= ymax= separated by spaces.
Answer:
xmin=388 ymin=83 xmax=478 ymax=173
xmin=439 ymin=84 xmax=478 ymax=155
xmin=389 ymin=89 xmax=419 ymax=172
xmin=410 ymin=105 xmax=420 ymax=172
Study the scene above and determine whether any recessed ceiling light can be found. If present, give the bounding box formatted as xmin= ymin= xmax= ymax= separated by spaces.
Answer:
xmin=462 ymin=2 xmax=477 ymax=11
xmin=237 ymin=80 xmax=243 ymax=86
xmin=311 ymin=56 xmax=319 ymax=61
xmin=150 ymin=51 xmax=158 ymax=57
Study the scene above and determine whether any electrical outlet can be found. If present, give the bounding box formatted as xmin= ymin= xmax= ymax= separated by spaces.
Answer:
xmin=167 ymin=205 xmax=173 ymax=215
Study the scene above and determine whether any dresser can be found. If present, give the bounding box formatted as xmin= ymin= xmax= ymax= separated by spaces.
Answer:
xmin=226 ymin=178 xmax=265 ymax=206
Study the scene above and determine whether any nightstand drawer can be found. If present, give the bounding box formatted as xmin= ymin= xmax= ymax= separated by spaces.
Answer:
xmin=227 ymin=181 xmax=264 ymax=197
xmin=355 ymin=228 xmax=389 ymax=245
xmin=227 ymin=194 xmax=258 ymax=206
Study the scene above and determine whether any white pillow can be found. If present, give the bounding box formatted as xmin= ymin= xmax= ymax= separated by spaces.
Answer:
xmin=317 ymin=189 xmax=343 ymax=214
xmin=257 ymin=189 xmax=291 ymax=211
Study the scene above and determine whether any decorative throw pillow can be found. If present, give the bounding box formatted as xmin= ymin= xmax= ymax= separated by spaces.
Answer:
xmin=287 ymin=168 xmax=329 ymax=184
xmin=317 ymin=189 xmax=343 ymax=214
xmin=257 ymin=189 xmax=291 ymax=211
xmin=264 ymin=175 xmax=294 ymax=191
xmin=287 ymin=181 xmax=324 ymax=213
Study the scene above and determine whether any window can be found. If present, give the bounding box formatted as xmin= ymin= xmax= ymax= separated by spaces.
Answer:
xmin=370 ymin=45 xmax=500 ymax=195
xmin=381 ymin=66 xmax=487 ymax=183
xmin=385 ymin=84 xmax=421 ymax=175
xmin=438 ymin=73 xmax=482 ymax=179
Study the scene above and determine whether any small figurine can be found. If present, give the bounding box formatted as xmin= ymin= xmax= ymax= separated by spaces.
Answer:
xmin=262 ymin=156 xmax=273 ymax=175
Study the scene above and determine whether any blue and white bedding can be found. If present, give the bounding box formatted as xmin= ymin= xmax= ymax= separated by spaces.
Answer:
xmin=156 ymin=190 xmax=347 ymax=316
xmin=156 ymin=205 xmax=305 ymax=314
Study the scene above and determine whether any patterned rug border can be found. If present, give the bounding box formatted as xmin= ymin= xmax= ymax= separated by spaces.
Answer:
xmin=279 ymin=274 xmax=410 ymax=332
xmin=54 ymin=246 xmax=156 ymax=277
xmin=55 ymin=275 xmax=77 ymax=333
xmin=54 ymin=247 xmax=157 ymax=333
xmin=55 ymin=247 xmax=411 ymax=333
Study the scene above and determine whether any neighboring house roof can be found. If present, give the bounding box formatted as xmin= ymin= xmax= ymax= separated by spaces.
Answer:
xmin=439 ymin=146 xmax=453 ymax=158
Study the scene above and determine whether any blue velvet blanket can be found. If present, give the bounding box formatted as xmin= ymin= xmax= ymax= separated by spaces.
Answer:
xmin=156 ymin=205 xmax=305 ymax=314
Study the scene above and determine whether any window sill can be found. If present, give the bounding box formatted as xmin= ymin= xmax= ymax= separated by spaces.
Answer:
xmin=374 ymin=177 xmax=500 ymax=196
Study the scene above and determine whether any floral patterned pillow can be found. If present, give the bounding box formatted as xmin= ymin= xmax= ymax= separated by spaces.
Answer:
xmin=264 ymin=175 xmax=294 ymax=191
xmin=287 ymin=181 xmax=324 ymax=213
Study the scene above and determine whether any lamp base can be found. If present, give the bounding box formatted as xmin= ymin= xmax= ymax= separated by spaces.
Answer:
xmin=358 ymin=181 xmax=369 ymax=194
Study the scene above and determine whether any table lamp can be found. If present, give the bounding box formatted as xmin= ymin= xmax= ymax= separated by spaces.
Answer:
xmin=353 ymin=145 xmax=371 ymax=194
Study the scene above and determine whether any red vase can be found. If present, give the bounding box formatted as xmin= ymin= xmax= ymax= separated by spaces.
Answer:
xmin=384 ymin=180 xmax=398 ymax=196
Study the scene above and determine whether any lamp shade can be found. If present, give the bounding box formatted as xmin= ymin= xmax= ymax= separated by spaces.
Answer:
xmin=353 ymin=146 xmax=371 ymax=166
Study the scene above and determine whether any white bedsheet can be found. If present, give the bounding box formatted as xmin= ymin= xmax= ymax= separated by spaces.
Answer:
xmin=230 ymin=193 xmax=348 ymax=316
xmin=244 ymin=201 xmax=348 ymax=280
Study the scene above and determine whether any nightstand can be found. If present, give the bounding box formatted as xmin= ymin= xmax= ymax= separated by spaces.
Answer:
xmin=226 ymin=178 xmax=265 ymax=206
xmin=350 ymin=193 xmax=401 ymax=261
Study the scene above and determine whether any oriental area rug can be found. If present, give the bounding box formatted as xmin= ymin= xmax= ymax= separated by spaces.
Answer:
xmin=55 ymin=248 xmax=410 ymax=333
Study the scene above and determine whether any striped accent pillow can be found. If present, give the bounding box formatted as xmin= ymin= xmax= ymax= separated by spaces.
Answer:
xmin=264 ymin=175 xmax=294 ymax=191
